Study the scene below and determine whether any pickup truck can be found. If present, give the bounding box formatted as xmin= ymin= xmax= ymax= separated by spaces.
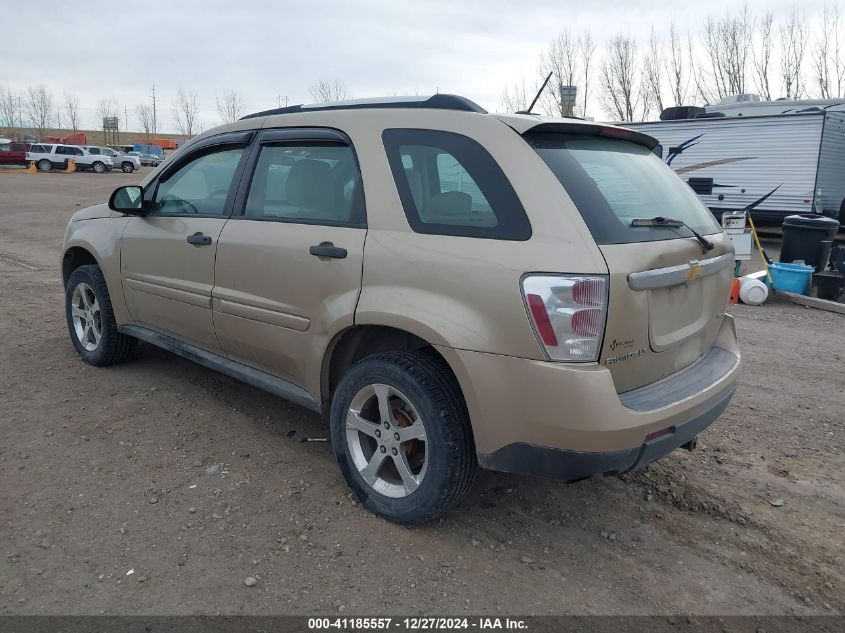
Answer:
xmin=85 ymin=146 xmax=140 ymax=173
xmin=0 ymin=139 xmax=28 ymax=166
xmin=26 ymin=144 xmax=113 ymax=173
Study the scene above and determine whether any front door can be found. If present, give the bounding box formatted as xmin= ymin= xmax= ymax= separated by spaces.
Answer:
xmin=121 ymin=141 xmax=249 ymax=352
xmin=212 ymin=129 xmax=367 ymax=396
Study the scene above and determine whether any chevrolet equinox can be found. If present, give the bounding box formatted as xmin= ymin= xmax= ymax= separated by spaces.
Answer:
xmin=61 ymin=94 xmax=741 ymax=523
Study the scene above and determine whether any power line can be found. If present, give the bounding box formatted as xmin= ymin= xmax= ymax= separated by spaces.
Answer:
xmin=151 ymin=84 xmax=157 ymax=137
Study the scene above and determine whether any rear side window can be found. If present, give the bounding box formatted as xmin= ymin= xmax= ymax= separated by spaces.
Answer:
xmin=382 ymin=129 xmax=531 ymax=240
xmin=526 ymin=133 xmax=720 ymax=244
xmin=244 ymin=143 xmax=364 ymax=225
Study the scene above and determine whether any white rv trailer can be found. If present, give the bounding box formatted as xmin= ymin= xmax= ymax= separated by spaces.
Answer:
xmin=624 ymin=96 xmax=845 ymax=224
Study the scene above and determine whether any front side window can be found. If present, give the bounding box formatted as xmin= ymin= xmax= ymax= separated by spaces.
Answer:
xmin=72 ymin=147 xmax=83 ymax=156
xmin=526 ymin=133 xmax=721 ymax=244
xmin=88 ymin=147 xmax=101 ymax=155
xmin=382 ymin=129 xmax=531 ymax=240
xmin=244 ymin=143 xmax=363 ymax=225
xmin=152 ymin=147 xmax=244 ymax=216
xmin=56 ymin=146 xmax=68 ymax=155
xmin=30 ymin=145 xmax=45 ymax=153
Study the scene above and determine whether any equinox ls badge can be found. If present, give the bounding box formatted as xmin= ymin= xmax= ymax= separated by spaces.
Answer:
xmin=606 ymin=347 xmax=648 ymax=366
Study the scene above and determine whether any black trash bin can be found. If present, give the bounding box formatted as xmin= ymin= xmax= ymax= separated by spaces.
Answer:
xmin=780 ymin=214 xmax=840 ymax=271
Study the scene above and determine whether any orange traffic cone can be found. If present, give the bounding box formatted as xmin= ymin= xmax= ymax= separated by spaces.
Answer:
xmin=728 ymin=278 xmax=740 ymax=304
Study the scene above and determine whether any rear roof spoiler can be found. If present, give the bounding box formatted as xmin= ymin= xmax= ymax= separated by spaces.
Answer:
xmin=519 ymin=121 xmax=660 ymax=150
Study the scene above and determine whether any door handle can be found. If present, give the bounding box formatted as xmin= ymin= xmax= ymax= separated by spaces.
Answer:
xmin=309 ymin=244 xmax=347 ymax=259
xmin=187 ymin=233 xmax=213 ymax=246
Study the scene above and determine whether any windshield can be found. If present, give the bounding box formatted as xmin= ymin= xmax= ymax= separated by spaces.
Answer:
xmin=526 ymin=133 xmax=721 ymax=245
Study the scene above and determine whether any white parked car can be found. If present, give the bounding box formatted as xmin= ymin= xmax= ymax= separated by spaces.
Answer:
xmin=26 ymin=144 xmax=113 ymax=173
xmin=85 ymin=146 xmax=140 ymax=173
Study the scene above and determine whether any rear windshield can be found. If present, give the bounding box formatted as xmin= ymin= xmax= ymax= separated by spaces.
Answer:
xmin=526 ymin=133 xmax=720 ymax=245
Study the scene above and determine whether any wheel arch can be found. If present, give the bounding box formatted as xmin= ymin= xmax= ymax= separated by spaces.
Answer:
xmin=62 ymin=245 xmax=100 ymax=286
xmin=321 ymin=324 xmax=464 ymax=410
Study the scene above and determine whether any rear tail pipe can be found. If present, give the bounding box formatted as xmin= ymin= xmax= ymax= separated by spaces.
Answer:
xmin=682 ymin=436 xmax=698 ymax=452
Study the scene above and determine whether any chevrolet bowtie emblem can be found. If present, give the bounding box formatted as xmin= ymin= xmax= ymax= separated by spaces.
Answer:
xmin=684 ymin=261 xmax=702 ymax=282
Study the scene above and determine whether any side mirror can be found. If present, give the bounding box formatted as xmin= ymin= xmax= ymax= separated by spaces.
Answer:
xmin=109 ymin=185 xmax=146 ymax=215
xmin=652 ymin=144 xmax=664 ymax=159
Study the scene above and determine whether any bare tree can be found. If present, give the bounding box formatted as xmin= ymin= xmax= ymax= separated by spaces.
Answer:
xmin=666 ymin=22 xmax=690 ymax=106
xmin=813 ymin=5 xmax=840 ymax=98
xmin=642 ymin=28 xmax=664 ymax=117
xmin=835 ymin=7 xmax=845 ymax=97
xmin=64 ymin=93 xmax=80 ymax=132
xmin=701 ymin=5 xmax=753 ymax=100
xmin=580 ymin=30 xmax=597 ymax=118
xmin=0 ymin=86 xmax=19 ymax=134
xmin=500 ymin=77 xmax=534 ymax=113
xmin=537 ymin=29 xmax=580 ymax=116
xmin=309 ymin=79 xmax=351 ymax=103
xmin=24 ymin=85 xmax=54 ymax=137
xmin=600 ymin=34 xmax=639 ymax=121
xmin=136 ymin=103 xmax=154 ymax=136
xmin=780 ymin=8 xmax=809 ymax=99
xmin=751 ymin=12 xmax=774 ymax=100
xmin=216 ymin=89 xmax=243 ymax=123
xmin=97 ymin=97 xmax=120 ymax=126
xmin=172 ymin=88 xmax=200 ymax=136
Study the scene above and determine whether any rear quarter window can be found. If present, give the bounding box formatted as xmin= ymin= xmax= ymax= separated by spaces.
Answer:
xmin=382 ymin=129 xmax=531 ymax=240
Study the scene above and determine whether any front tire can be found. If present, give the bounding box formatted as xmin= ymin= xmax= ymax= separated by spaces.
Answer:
xmin=65 ymin=265 xmax=136 ymax=366
xmin=92 ymin=161 xmax=106 ymax=174
xmin=38 ymin=159 xmax=52 ymax=172
xmin=121 ymin=161 xmax=134 ymax=173
xmin=330 ymin=351 xmax=477 ymax=523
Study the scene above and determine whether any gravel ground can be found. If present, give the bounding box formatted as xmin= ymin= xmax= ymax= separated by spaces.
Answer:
xmin=0 ymin=170 xmax=843 ymax=615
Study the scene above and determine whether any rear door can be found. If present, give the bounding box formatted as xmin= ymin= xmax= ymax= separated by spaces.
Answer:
xmin=527 ymin=131 xmax=733 ymax=393
xmin=212 ymin=128 xmax=366 ymax=393
xmin=120 ymin=132 xmax=253 ymax=352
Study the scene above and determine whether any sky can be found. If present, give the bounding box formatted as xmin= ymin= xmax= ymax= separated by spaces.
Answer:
xmin=2 ymin=0 xmax=837 ymax=132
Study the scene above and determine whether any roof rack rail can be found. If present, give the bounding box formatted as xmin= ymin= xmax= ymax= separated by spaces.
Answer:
xmin=240 ymin=94 xmax=487 ymax=120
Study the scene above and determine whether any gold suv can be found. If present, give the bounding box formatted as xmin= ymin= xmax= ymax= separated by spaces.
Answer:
xmin=61 ymin=95 xmax=741 ymax=523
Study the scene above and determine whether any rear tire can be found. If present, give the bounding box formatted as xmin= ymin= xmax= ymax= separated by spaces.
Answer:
xmin=38 ymin=159 xmax=52 ymax=172
xmin=65 ymin=264 xmax=137 ymax=366
xmin=121 ymin=161 xmax=134 ymax=173
xmin=92 ymin=161 xmax=106 ymax=174
xmin=330 ymin=351 xmax=476 ymax=524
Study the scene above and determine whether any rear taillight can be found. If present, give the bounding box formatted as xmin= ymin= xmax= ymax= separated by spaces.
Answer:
xmin=521 ymin=275 xmax=609 ymax=362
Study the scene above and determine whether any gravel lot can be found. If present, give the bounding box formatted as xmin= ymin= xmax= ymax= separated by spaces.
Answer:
xmin=1 ymin=170 xmax=843 ymax=616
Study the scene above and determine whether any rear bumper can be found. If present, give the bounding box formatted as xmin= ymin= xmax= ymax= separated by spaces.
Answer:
xmin=478 ymin=387 xmax=733 ymax=481
xmin=436 ymin=315 xmax=740 ymax=480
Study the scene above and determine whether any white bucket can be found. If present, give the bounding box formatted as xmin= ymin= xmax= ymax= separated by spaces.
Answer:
xmin=739 ymin=277 xmax=769 ymax=305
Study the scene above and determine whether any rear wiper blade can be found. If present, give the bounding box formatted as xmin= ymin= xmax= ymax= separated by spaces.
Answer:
xmin=631 ymin=216 xmax=715 ymax=253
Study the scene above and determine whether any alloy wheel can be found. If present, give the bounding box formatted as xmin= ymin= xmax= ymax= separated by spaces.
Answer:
xmin=70 ymin=282 xmax=102 ymax=351
xmin=346 ymin=383 xmax=428 ymax=498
